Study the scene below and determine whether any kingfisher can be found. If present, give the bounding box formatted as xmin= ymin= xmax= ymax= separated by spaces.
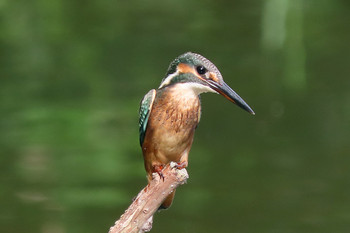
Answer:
xmin=139 ymin=52 xmax=254 ymax=209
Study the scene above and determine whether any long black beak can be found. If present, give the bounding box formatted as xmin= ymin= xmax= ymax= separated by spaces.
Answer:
xmin=209 ymin=81 xmax=255 ymax=115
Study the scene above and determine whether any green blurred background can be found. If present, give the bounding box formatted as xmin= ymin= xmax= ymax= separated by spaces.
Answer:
xmin=1 ymin=0 xmax=350 ymax=232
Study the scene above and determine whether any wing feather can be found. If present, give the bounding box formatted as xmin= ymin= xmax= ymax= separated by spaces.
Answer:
xmin=139 ymin=89 xmax=156 ymax=146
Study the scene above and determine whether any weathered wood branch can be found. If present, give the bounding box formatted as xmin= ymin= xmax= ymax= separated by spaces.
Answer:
xmin=108 ymin=162 xmax=189 ymax=233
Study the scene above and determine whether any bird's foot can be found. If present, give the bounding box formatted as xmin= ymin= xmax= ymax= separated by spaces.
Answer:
xmin=172 ymin=161 xmax=187 ymax=170
xmin=153 ymin=164 xmax=165 ymax=181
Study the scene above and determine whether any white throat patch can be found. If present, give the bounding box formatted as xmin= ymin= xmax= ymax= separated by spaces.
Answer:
xmin=172 ymin=82 xmax=217 ymax=96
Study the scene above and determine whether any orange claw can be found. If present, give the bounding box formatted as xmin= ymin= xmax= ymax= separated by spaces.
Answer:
xmin=173 ymin=161 xmax=187 ymax=170
xmin=153 ymin=164 xmax=165 ymax=181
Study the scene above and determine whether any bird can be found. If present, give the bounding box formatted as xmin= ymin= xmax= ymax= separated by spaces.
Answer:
xmin=139 ymin=52 xmax=254 ymax=210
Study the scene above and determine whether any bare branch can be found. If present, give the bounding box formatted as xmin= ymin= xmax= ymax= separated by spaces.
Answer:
xmin=108 ymin=162 xmax=189 ymax=233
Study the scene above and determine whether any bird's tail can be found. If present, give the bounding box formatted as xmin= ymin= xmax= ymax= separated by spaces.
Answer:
xmin=158 ymin=189 xmax=176 ymax=210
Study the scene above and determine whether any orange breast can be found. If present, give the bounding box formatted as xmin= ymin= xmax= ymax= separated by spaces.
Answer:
xmin=142 ymin=85 xmax=201 ymax=171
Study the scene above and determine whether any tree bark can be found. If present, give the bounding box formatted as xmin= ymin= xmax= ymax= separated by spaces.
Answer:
xmin=108 ymin=162 xmax=189 ymax=233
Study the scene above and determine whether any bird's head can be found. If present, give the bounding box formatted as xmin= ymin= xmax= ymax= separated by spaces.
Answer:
xmin=159 ymin=52 xmax=255 ymax=115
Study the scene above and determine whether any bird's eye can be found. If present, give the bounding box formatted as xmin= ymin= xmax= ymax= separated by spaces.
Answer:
xmin=196 ymin=66 xmax=207 ymax=75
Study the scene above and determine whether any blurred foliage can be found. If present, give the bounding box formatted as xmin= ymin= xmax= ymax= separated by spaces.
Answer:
xmin=1 ymin=0 xmax=350 ymax=232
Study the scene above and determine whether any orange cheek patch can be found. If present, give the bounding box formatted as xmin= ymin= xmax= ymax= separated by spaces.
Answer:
xmin=209 ymin=72 xmax=219 ymax=82
xmin=177 ymin=63 xmax=207 ymax=82
xmin=178 ymin=63 xmax=196 ymax=74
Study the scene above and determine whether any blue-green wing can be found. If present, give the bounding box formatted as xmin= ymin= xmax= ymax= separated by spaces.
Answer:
xmin=139 ymin=89 xmax=156 ymax=146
